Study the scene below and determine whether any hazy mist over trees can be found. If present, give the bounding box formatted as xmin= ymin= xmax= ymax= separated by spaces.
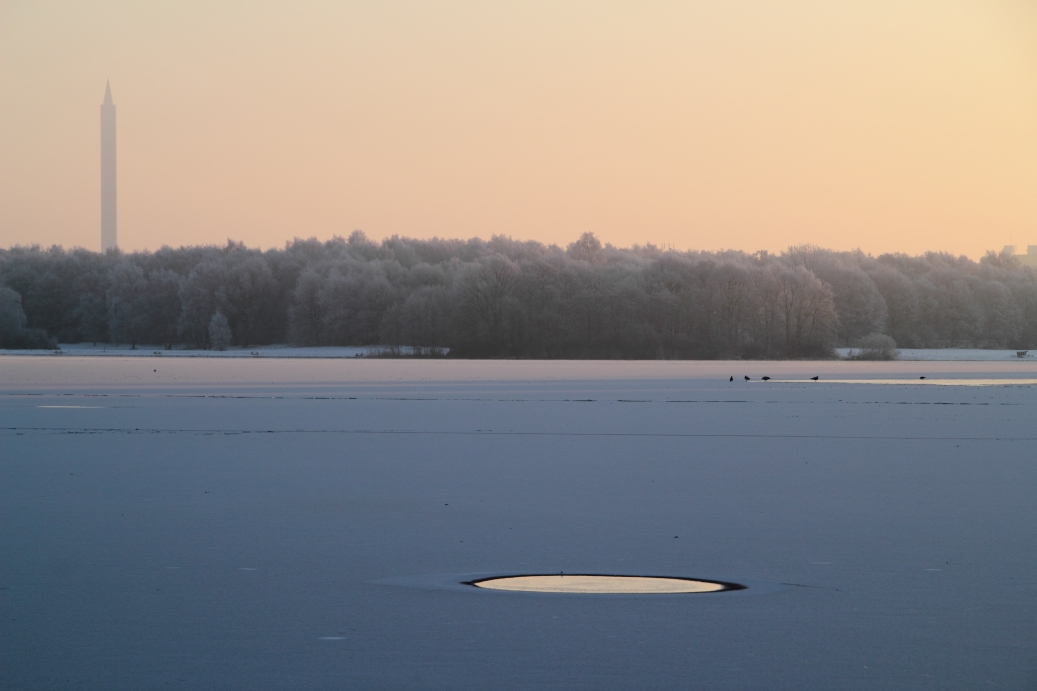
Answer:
xmin=2 ymin=232 xmax=1036 ymax=358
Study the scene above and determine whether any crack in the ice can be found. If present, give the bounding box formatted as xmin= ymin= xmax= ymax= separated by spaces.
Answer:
xmin=2 ymin=427 xmax=1034 ymax=441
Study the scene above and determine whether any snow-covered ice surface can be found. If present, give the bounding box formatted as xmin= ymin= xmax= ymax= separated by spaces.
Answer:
xmin=2 ymin=357 xmax=1035 ymax=690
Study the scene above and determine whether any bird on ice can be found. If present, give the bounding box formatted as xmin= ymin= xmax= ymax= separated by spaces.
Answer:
xmin=762 ymin=376 xmax=771 ymax=381
xmin=729 ymin=376 xmax=734 ymax=382
xmin=811 ymin=376 xmax=819 ymax=381
xmin=744 ymin=375 xmax=750 ymax=381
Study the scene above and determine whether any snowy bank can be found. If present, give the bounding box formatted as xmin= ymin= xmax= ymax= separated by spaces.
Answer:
xmin=836 ymin=348 xmax=1035 ymax=361
xmin=1 ymin=344 xmax=1033 ymax=362
xmin=0 ymin=343 xmax=446 ymax=359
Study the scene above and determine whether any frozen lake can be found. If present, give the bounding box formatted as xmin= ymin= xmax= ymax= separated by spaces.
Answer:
xmin=2 ymin=357 xmax=1035 ymax=690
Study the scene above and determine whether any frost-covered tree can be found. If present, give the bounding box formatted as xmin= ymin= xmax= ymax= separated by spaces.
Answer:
xmin=3 ymin=237 xmax=1036 ymax=357
xmin=208 ymin=310 xmax=232 ymax=351
xmin=106 ymin=262 xmax=148 ymax=348
xmin=0 ymin=286 xmax=54 ymax=349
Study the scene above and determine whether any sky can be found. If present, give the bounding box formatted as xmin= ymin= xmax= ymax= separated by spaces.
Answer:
xmin=1 ymin=0 xmax=1035 ymax=258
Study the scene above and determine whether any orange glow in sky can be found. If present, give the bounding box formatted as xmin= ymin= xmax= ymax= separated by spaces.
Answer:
xmin=1 ymin=1 xmax=1035 ymax=257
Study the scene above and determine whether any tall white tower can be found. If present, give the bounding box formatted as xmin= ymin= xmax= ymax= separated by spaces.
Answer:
xmin=100 ymin=81 xmax=117 ymax=251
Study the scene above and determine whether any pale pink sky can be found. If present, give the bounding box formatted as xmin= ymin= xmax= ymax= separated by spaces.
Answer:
xmin=1 ymin=1 xmax=1035 ymax=257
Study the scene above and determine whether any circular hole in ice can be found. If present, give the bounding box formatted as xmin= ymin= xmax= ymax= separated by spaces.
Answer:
xmin=466 ymin=574 xmax=743 ymax=594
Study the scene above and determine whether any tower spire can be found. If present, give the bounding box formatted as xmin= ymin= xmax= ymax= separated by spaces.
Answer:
xmin=100 ymin=81 xmax=117 ymax=251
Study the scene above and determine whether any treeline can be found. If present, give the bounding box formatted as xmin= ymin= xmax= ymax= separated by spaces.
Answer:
xmin=2 ymin=232 xmax=1036 ymax=357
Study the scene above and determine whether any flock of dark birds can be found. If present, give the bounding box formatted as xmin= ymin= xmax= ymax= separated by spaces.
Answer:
xmin=731 ymin=375 xmax=817 ymax=382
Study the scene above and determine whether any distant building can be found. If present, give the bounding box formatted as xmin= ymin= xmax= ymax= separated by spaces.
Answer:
xmin=100 ymin=81 xmax=117 ymax=251
xmin=1002 ymin=245 xmax=1037 ymax=268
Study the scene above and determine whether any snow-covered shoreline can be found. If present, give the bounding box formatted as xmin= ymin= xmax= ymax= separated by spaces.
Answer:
xmin=835 ymin=347 xmax=1034 ymax=361
xmin=0 ymin=343 xmax=1033 ymax=361
xmin=0 ymin=343 xmax=432 ymax=359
